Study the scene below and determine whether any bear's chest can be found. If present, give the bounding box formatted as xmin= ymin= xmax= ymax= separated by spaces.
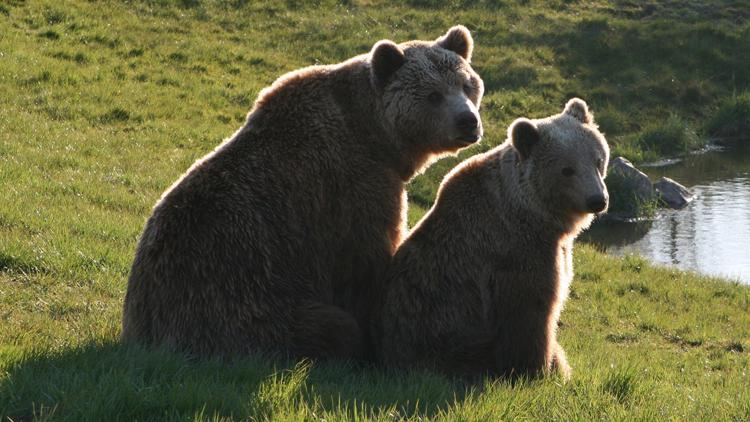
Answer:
xmin=486 ymin=243 xmax=561 ymax=315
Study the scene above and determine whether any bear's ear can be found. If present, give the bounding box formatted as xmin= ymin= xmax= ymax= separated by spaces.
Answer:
xmin=563 ymin=98 xmax=593 ymax=124
xmin=510 ymin=118 xmax=539 ymax=161
xmin=370 ymin=40 xmax=405 ymax=86
xmin=436 ymin=25 xmax=473 ymax=62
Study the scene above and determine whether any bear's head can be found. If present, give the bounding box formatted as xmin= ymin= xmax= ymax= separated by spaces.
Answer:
xmin=369 ymin=25 xmax=484 ymax=157
xmin=509 ymin=98 xmax=610 ymax=229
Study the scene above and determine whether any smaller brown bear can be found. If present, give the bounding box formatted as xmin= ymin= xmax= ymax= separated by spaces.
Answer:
xmin=377 ymin=98 xmax=609 ymax=380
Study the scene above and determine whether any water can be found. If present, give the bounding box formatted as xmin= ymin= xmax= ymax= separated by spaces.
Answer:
xmin=582 ymin=143 xmax=750 ymax=284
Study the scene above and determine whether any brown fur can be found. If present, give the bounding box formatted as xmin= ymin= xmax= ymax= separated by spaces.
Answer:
xmin=121 ymin=26 xmax=484 ymax=360
xmin=377 ymin=99 xmax=609 ymax=379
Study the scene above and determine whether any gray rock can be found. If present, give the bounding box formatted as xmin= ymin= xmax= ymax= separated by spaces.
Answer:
xmin=603 ymin=157 xmax=656 ymax=220
xmin=654 ymin=177 xmax=694 ymax=209
xmin=608 ymin=157 xmax=655 ymax=203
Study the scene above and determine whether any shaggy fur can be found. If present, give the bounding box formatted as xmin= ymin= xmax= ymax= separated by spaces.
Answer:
xmin=377 ymin=99 xmax=609 ymax=379
xmin=122 ymin=26 xmax=484 ymax=360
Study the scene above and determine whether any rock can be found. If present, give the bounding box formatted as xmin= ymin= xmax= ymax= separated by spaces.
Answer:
xmin=608 ymin=157 xmax=655 ymax=202
xmin=603 ymin=157 xmax=656 ymax=220
xmin=654 ymin=177 xmax=694 ymax=209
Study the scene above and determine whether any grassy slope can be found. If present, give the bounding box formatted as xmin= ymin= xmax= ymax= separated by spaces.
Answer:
xmin=0 ymin=0 xmax=749 ymax=419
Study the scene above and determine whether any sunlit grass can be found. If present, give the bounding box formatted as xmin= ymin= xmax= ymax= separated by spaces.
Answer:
xmin=1 ymin=0 xmax=749 ymax=420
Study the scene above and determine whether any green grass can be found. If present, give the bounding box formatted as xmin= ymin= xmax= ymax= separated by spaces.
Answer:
xmin=1 ymin=0 xmax=749 ymax=420
xmin=2 ymin=248 xmax=749 ymax=420
xmin=707 ymin=91 xmax=750 ymax=142
xmin=636 ymin=114 xmax=704 ymax=159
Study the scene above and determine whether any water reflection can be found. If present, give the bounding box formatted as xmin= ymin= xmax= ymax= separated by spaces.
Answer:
xmin=582 ymin=144 xmax=750 ymax=284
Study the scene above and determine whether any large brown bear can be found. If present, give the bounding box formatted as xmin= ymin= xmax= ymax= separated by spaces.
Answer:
xmin=121 ymin=26 xmax=485 ymax=360
xmin=377 ymin=99 xmax=609 ymax=379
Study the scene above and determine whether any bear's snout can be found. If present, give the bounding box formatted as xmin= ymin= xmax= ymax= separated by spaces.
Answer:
xmin=586 ymin=193 xmax=609 ymax=213
xmin=455 ymin=111 xmax=481 ymax=142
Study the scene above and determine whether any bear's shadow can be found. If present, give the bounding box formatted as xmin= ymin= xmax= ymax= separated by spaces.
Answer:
xmin=0 ymin=341 xmax=480 ymax=419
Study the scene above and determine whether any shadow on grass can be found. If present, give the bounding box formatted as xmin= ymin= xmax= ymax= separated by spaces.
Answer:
xmin=480 ymin=11 xmax=749 ymax=134
xmin=555 ymin=18 xmax=749 ymax=119
xmin=0 ymin=252 xmax=52 ymax=275
xmin=0 ymin=341 xmax=473 ymax=420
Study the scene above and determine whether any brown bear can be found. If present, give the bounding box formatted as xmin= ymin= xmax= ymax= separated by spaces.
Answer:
xmin=377 ymin=98 xmax=609 ymax=379
xmin=121 ymin=26 xmax=485 ymax=361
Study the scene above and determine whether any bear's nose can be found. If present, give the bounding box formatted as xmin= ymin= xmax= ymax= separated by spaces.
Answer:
xmin=455 ymin=112 xmax=479 ymax=133
xmin=586 ymin=194 xmax=608 ymax=213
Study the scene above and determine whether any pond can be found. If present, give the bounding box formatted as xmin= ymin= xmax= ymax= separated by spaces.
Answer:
xmin=582 ymin=142 xmax=750 ymax=284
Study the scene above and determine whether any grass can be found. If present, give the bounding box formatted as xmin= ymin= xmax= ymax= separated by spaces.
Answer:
xmin=637 ymin=115 xmax=703 ymax=158
xmin=1 ymin=0 xmax=749 ymax=419
xmin=2 ymin=248 xmax=749 ymax=420
xmin=707 ymin=91 xmax=750 ymax=142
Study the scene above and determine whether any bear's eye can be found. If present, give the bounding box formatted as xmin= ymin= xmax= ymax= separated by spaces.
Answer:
xmin=427 ymin=91 xmax=443 ymax=104
xmin=562 ymin=167 xmax=575 ymax=177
